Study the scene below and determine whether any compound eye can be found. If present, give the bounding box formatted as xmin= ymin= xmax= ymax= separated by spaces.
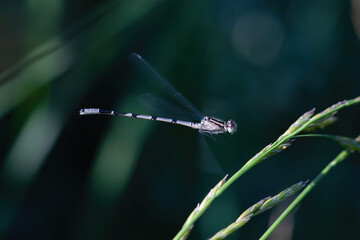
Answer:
xmin=227 ymin=120 xmax=238 ymax=134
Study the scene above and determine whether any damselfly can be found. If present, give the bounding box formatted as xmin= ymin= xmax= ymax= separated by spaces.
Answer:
xmin=79 ymin=53 xmax=237 ymax=137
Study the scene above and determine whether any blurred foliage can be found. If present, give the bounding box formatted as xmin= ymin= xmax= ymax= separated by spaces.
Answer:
xmin=0 ymin=0 xmax=359 ymax=239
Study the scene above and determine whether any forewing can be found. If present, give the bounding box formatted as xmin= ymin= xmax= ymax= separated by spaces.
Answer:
xmin=129 ymin=53 xmax=203 ymax=120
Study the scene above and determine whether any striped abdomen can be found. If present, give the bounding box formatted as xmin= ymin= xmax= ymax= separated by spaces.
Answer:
xmin=79 ymin=108 xmax=196 ymax=128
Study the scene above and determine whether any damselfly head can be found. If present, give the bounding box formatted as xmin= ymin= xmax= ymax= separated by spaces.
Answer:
xmin=226 ymin=120 xmax=237 ymax=134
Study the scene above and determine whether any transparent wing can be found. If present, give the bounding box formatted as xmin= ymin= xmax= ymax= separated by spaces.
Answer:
xmin=138 ymin=93 xmax=203 ymax=121
xmin=196 ymin=135 xmax=224 ymax=175
xmin=129 ymin=53 xmax=203 ymax=120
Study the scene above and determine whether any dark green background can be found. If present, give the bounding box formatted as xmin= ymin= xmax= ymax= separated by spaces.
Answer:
xmin=0 ymin=0 xmax=359 ymax=239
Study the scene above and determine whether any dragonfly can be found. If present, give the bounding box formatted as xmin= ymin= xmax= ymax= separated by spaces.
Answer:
xmin=79 ymin=53 xmax=237 ymax=137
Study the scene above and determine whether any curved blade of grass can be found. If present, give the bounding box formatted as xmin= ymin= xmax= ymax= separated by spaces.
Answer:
xmin=209 ymin=181 xmax=308 ymax=240
xmin=0 ymin=0 xmax=160 ymax=236
xmin=259 ymin=134 xmax=360 ymax=240
xmin=173 ymin=96 xmax=360 ymax=240
xmin=294 ymin=134 xmax=360 ymax=152
xmin=0 ymin=0 xmax=158 ymax=119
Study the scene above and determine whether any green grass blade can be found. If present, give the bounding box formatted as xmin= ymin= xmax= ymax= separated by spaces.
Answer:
xmin=174 ymin=96 xmax=360 ymax=240
xmin=259 ymin=134 xmax=360 ymax=240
